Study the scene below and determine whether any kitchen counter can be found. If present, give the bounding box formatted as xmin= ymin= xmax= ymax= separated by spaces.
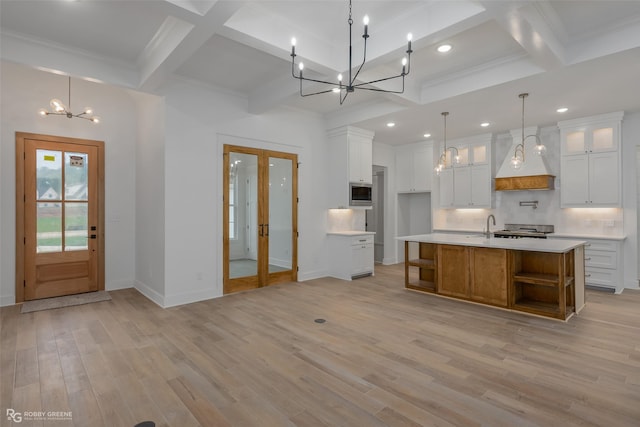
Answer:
xmin=397 ymin=233 xmax=586 ymax=253
xmin=327 ymin=231 xmax=376 ymax=236
xmin=397 ymin=234 xmax=586 ymax=320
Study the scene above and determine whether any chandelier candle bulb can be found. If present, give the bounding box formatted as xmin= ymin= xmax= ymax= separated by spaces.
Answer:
xmin=363 ymin=15 xmax=369 ymax=37
xmin=291 ymin=37 xmax=296 ymax=56
xmin=407 ymin=33 xmax=412 ymax=51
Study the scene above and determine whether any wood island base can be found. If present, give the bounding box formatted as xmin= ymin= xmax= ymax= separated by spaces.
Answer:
xmin=402 ymin=237 xmax=586 ymax=321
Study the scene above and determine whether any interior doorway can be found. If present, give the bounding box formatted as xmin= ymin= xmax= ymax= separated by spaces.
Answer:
xmin=366 ymin=165 xmax=385 ymax=264
xmin=15 ymin=132 xmax=105 ymax=302
xmin=223 ymin=145 xmax=298 ymax=294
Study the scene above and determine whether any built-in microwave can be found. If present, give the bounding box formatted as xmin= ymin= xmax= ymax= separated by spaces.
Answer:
xmin=350 ymin=182 xmax=373 ymax=206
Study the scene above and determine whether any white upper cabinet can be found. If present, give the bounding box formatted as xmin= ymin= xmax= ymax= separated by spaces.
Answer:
xmin=327 ymin=126 xmax=375 ymax=208
xmin=559 ymin=112 xmax=623 ymax=207
xmin=438 ymin=134 xmax=492 ymax=209
xmin=396 ymin=142 xmax=433 ymax=193
xmin=348 ymin=136 xmax=373 ymax=184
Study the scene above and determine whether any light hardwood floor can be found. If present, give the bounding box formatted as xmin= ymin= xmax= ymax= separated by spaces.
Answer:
xmin=2 ymin=264 xmax=639 ymax=426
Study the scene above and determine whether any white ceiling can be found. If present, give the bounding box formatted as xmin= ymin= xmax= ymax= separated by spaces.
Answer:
xmin=2 ymin=0 xmax=640 ymax=145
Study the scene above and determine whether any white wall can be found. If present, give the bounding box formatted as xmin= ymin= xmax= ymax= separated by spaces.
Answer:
xmin=159 ymin=79 xmax=329 ymax=307
xmin=0 ymin=61 xmax=137 ymax=305
xmin=132 ymin=90 xmax=166 ymax=304
xmin=1 ymin=62 xmax=335 ymax=307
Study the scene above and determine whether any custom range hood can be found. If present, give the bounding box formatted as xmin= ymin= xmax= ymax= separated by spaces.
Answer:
xmin=495 ymin=127 xmax=555 ymax=191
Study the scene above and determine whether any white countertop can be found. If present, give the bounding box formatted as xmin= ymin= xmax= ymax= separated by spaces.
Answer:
xmin=549 ymin=233 xmax=626 ymax=241
xmin=434 ymin=228 xmax=626 ymax=241
xmin=327 ymin=231 xmax=376 ymax=236
xmin=397 ymin=233 xmax=586 ymax=253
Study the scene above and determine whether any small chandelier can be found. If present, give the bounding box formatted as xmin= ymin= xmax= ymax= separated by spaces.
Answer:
xmin=510 ymin=93 xmax=546 ymax=169
xmin=435 ymin=112 xmax=459 ymax=176
xmin=290 ymin=0 xmax=413 ymax=105
xmin=38 ymin=76 xmax=100 ymax=123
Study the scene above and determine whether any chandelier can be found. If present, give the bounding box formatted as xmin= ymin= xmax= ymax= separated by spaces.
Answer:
xmin=435 ymin=112 xmax=459 ymax=175
xmin=510 ymin=93 xmax=546 ymax=169
xmin=38 ymin=76 xmax=100 ymax=123
xmin=290 ymin=0 xmax=413 ymax=105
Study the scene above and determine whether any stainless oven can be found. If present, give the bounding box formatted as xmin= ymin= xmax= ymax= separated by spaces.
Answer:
xmin=350 ymin=182 xmax=372 ymax=206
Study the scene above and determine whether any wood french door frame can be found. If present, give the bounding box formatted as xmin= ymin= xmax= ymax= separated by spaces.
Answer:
xmin=15 ymin=132 xmax=105 ymax=303
xmin=223 ymin=144 xmax=298 ymax=294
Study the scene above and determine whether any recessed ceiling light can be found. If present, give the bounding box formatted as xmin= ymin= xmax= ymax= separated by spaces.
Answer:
xmin=437 ymin=44 xmax=452 ymax=53
xmin=423 ymin=133 xmax=431 ymax=138
xmin=387 ymin=122 xmax=395 ymax=127
xmin=557 ymin=107 xmax=568 ymax=113
xmin=480 ymin=122 xmax=490 ymax=127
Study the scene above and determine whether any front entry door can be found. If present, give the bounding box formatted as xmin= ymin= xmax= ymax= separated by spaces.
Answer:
xmin=16 ymin=133 xmax=105 ymax=302
xmin=223 ymin=145 xmax=298 ymax=294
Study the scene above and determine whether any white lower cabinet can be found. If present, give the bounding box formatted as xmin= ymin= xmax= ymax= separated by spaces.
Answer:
xmin=327 ymin=234 xmax=374 ymax=280
xmin=551 ymin=236 xmax=623 ymax=293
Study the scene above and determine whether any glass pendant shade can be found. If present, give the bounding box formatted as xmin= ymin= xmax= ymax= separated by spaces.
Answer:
xmin=511 ymin=156 xmax=523 ymax=169
xmin=50 ymin=98 xmax=66 ymax=112
xmin=534 ymin=143 xmax=547 ymax=156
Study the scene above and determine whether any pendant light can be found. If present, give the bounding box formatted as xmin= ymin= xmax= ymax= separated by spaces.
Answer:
xmin=510 ymin=93 xmax=545 ymax=169
xmin=435 ymin=112 xmax=459 ymax=175
xmin=290 ymin=0 xmax=413 ymax=105
xmin=38 ymin=76 xmax=100 ymax=123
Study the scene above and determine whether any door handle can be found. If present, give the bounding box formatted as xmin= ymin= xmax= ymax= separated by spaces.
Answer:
xmin=90 ymin=234 xmax=97 ymax=239
xmin=265 ymin=224 xmax=269 ymax=237
xmin=259 ymin=224 xmax=264 ymax=237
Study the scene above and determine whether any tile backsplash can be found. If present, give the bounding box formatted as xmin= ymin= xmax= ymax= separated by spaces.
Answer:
xmin=433 ymin=125 xmax=625 ymax=236
xmin=327 ymin=209 xmax=366 ymax=232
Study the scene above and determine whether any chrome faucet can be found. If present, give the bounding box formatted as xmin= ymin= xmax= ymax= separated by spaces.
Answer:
xmin=485 ymin=214 xmax=496 ymax=238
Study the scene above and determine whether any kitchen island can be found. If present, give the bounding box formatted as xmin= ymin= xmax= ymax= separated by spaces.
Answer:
xmin=397 ymin=233 xmax=586 ymax=320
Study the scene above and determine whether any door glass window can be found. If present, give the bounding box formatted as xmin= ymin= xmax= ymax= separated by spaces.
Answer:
xmin=268 ymin=157 xmax=292 ymax=273
xmin=228 ymin=152 xmax=259 ymax=279
xmin=37 ymin=202 xmax=62 ymax=253
xmin=36 ymin=150 xmax=63 ymax=253
xmin=65 ymin=203 xmax=88 ymax=251
xmin=35 ymin=149 xmax=90 ymax=253
xmin=64 ymin=152 xmax=88 ymax=200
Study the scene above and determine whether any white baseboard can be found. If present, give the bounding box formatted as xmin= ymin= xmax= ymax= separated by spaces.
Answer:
xmin=382 ymin=257 xmax=398 ymax=265
xmin=297 ymin=269 xmax=327 ymax=282
xmin=163 ymin=288 xmax=221 ymax=308
xmin=106 ymin=279 xmax=134 ymax=291
xmin=0 ymin=294 xmax=16 ymax=307
xmin=134 ymin=280 xmax=165 ymax=307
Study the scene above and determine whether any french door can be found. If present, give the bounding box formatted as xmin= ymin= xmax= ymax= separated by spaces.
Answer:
xmin=223 ymin=145 xmax=298 ymax=294
xmin=16 ymin=133 xmax=105 ymax=302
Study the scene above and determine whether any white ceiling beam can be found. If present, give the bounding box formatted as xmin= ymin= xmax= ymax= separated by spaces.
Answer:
xmin=325 ymin=99 xmax=409 ymax=131
xmin=138 ymin=1 xmax=246 ymax=92
xmin=0 ymin=30 xmax=139 ymax=88
xmin=420 ymin=53 xmax=542 ymax=104
xmin=479 ymin=0 xmax=566 ymax=71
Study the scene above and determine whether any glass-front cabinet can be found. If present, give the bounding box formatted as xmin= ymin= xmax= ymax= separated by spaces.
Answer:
xmin=559 ymin=112 xmax=623 ymax=207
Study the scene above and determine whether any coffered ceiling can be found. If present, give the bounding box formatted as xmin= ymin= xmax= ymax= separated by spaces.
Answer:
xmin=2 ymin=0 xmax=639 ymax=145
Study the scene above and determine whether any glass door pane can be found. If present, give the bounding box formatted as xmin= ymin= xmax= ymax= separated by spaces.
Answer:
xmin=36 ymin=149 xmax=62 ymax=253
xmin=268 ymin=156 xmax=293 ymax=274
xmin=228 ymin=152 xmax=259 ymax=279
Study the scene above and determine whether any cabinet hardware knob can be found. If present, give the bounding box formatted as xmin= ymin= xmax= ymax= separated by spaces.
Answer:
xmin=585 ymin=257 xmax=592 ymax=261
xmin=585 ymin=274 xmax=592 ymax=277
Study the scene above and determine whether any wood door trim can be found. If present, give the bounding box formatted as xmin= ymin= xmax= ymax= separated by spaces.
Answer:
xmin=15 ymin=132 xmax=105 ymax=303
xmin=223 ymin=145 xmax=298 ymax=294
